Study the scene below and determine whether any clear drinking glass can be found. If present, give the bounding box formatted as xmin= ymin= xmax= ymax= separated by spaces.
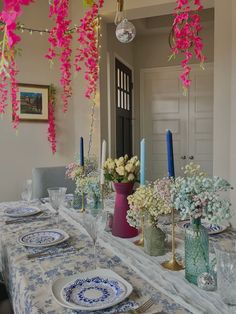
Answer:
xmin=47 ymin=187 xmax=67 ymax=226
xmin=214 ymin=240 xmax=236 ymax=305
xmin=82 ymin=209 xmax=106 ymax=269
xmin=21 ymin=179 xmax=32 ymax=202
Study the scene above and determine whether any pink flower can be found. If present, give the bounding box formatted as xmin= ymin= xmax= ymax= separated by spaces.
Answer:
xmin=171 ymin=0 xmax=205 ymax=90
xmin=74 ymin=0 xmax=104 ymax=99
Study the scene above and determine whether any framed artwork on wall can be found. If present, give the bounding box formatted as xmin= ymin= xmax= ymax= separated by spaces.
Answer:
xmin=17 ymin=84 xmax=49 ymax=121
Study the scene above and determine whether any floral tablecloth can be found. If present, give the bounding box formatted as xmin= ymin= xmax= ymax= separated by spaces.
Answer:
xmin=64 ymin=202 xmax=236 ymax=314
xmin=0 ymin=201 xmax=191 ymax=314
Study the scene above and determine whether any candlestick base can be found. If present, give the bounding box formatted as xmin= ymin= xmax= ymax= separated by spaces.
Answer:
xmin=161 ymin=257 xmax=184 ymax=271
xmin=134 ymin=237 xmax=144 ymax=247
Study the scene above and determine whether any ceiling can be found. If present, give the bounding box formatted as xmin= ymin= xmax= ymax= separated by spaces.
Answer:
xmin=131 ymin=8 xmax=214 ymax=36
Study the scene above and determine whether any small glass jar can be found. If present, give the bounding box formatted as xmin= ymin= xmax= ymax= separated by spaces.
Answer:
xmin=144 ymin=215 xmax=166 ymax=256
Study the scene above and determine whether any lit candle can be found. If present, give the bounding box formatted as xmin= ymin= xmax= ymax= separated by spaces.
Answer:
xmin=140 ymin=138 xmax=146 ymax=185
xmin=80 ymin=137 xmax=84 ymax=167
xmin=166 ymin=130 xmax=175 ymax=178
xmin=100 ymin=139 xmax=107 ymax=185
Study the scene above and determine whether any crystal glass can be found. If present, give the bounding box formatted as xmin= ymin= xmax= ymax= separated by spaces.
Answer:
xmin=215 ymin=240 xmax=236 ymax=305
xmin=185 ymin=218 xmax=209 ymax=285
xmin=82 ymin=209 xmax=106 ymax=268
xmin=47 ymin=187 xmax=67 ymax=225
xmin=21 ymin=179 xmax=32 ymax=202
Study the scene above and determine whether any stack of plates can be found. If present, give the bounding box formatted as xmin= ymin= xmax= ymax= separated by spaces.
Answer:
xmin=4 ymin=206 xmax=42 ymax=218
xmin=51 ymin=269 xmax=133 ymax=312
xmin=18 ymin=229 xmax=70 ymax=247
xmin=177 ymin=220 xmax=228 ymax=235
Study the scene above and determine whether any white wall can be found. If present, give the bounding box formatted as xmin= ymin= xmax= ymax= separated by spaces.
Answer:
xmin=0 ymin=0 xmax=77 ymax=201
xmin=70 ymin=0 xmax=101 ymax=159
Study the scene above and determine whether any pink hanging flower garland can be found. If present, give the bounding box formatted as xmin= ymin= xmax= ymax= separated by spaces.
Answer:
xmin=171 ymin=0 xmax=205 ymax=92
xmin=48 ymin=85 xmax=57 ymax=154
xmin=46 ymin=0 xmax=72 ymax=112
xmin=0 ymin=0 xmax=33 ymax=128
xmin=75 ymin=0 xmax=104 ymax=99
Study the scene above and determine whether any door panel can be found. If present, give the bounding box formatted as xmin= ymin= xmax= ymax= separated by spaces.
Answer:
xmin=142 ymin=70 xmax=188 ymax=180
xmin=116 ymin=58 xmax=133 ymax=158
xmin=141 ymin=64 xmax=214 ymax=180
xmin=188 ymin=65 xmax=214 ymax=175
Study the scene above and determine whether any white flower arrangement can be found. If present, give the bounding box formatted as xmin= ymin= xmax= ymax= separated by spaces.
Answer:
xmin=171 ymin=163 xmax=233 ymax=223
xmin=103 ymin=155 xmax=140 ymax=183
xmin=127 ymin=182 xmax=172 ymax=228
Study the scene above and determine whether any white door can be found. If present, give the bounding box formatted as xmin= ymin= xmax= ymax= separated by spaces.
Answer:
xmin=140 ymin=64 xmax=213 ymax=180
xmin=188 ymin=66 xmax=214 ymax=174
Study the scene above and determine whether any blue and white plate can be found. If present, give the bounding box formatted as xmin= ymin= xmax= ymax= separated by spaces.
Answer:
xmin=4 ymin=206 xmax=41 ymax=218
xmin=18 ymin=229 xmax=69 ymax=247
xmin=177 ymin=220 xmax=228 ymax=235
xmin=53 ymin=269 xmax=133 ymax=311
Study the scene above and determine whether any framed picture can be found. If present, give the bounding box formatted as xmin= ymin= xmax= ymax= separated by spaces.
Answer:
xmin=18 ymin=84 xmax=49 ymax=121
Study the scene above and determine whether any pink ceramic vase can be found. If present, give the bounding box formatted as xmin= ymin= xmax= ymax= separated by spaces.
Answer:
xmin=112 ymin=182 xmax=138 ymax=238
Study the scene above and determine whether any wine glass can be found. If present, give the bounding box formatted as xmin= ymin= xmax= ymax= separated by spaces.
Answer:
xmin=21 ymin=179 xmax=32 ymax=203
xmin=47 ymin=187 xmax=67 ymax=226
xmin=82 ymin=209 xmax=107 ymax=269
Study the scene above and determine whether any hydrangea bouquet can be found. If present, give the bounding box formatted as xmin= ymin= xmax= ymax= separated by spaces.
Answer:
xmin=127 ymin=180 xmax=172 ymax=228
xmin=66 ymin=156 xmax=97 ymax=185
xmin=103 ymin=155 xmax=140 ymax=183
xmin=171 ymin=163 xmax=232 ymax=224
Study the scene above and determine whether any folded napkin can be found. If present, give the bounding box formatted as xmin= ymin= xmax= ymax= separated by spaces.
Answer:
xmin=74 ymin=300 xmax=137 ymax=314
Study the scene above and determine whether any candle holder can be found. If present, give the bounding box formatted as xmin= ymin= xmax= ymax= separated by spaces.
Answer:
xmin=100 ymin=183 xmax=104 ymax=211
xmin=161 ymin=208 xmax=184 ymax=271
xmin=134 ymin=213 xmax=144 ymax=247
xmin=80 ymin=166 xmax=86 ymax=213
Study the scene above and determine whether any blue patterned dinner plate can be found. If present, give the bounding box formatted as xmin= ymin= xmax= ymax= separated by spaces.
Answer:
xmin=63 ymin=276 xmax=126 ymax=308
xmin=18 ymin=229 xmax=69 ymax=247
xmin=56 ymin=269 xmax=133 ymax=311
xmin=177 ymin=220 xmax=228 ymax=235
xmin=4 ymin=206 xmax=41 ymax=218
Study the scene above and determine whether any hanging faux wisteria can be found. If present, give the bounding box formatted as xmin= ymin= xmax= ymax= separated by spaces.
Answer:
xmin=75 ymin=0 xmax=104 ymax=100
xmin=48 ymin=85 xmax=57 ymax=154
xmin=170 ymin=0 xmax=205 ymax=93
xmin=0 ymin=0 xmax=34 ymax=128
xmin=46 ymin=0 xmax=72 ymax=112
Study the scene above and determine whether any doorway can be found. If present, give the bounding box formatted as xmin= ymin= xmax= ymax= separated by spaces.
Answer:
xmin=115 ymin=58 xmax=133 ymax=158
xmin=141 ymin=63 xmax=214 ymax=179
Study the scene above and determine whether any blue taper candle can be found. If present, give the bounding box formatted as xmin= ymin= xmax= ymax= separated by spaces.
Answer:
xmin=140 ymin=138 xmax=146 ymax=185
xmin=80 ymin=137 xmax=84 ymax=166
xmin=166 ymin=130 xmax=175 ymax=178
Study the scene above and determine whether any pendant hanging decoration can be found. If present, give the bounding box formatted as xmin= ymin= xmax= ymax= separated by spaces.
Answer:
xmin=46 ymin=0 xmax=72 ymax=112
xmin=170 ymin=0 xmax=205 ymax=93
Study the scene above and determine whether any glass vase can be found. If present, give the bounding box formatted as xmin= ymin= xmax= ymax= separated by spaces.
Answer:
xmin=185 ymin=217 xmax=209 ymax=285
xmin=144 ymin=217 xmax=166 ymax=256
xmin=215 ymin=240 xmax=236 ymax=305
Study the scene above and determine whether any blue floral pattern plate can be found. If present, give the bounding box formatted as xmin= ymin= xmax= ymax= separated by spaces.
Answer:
xmin=177 ymin=220 xmax=228 ymax=235
xmin=4 ymin=206 xmax=41 ymax=218
xmin=53 ymin=269 xmax=133 ymax=311
xmin=18 ymin=229 xmax=70 ymax=247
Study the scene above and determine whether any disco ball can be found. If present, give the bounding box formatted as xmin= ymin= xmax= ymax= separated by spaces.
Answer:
xmin=116 ymin=18 xmax=136 ymax=43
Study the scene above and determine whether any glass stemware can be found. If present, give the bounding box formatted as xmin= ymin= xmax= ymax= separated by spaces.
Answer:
xmin=82 ymin=209 xmax=107 ymax=269
xmin=21 ymin=179 xmax=32 ymax=202
xmin=47 ymin=187 xmax=67 ymax=226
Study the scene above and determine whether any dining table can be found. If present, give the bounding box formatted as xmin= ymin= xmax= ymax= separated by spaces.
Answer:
xmin=0 ymin=198 xmax=235 ymax=314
